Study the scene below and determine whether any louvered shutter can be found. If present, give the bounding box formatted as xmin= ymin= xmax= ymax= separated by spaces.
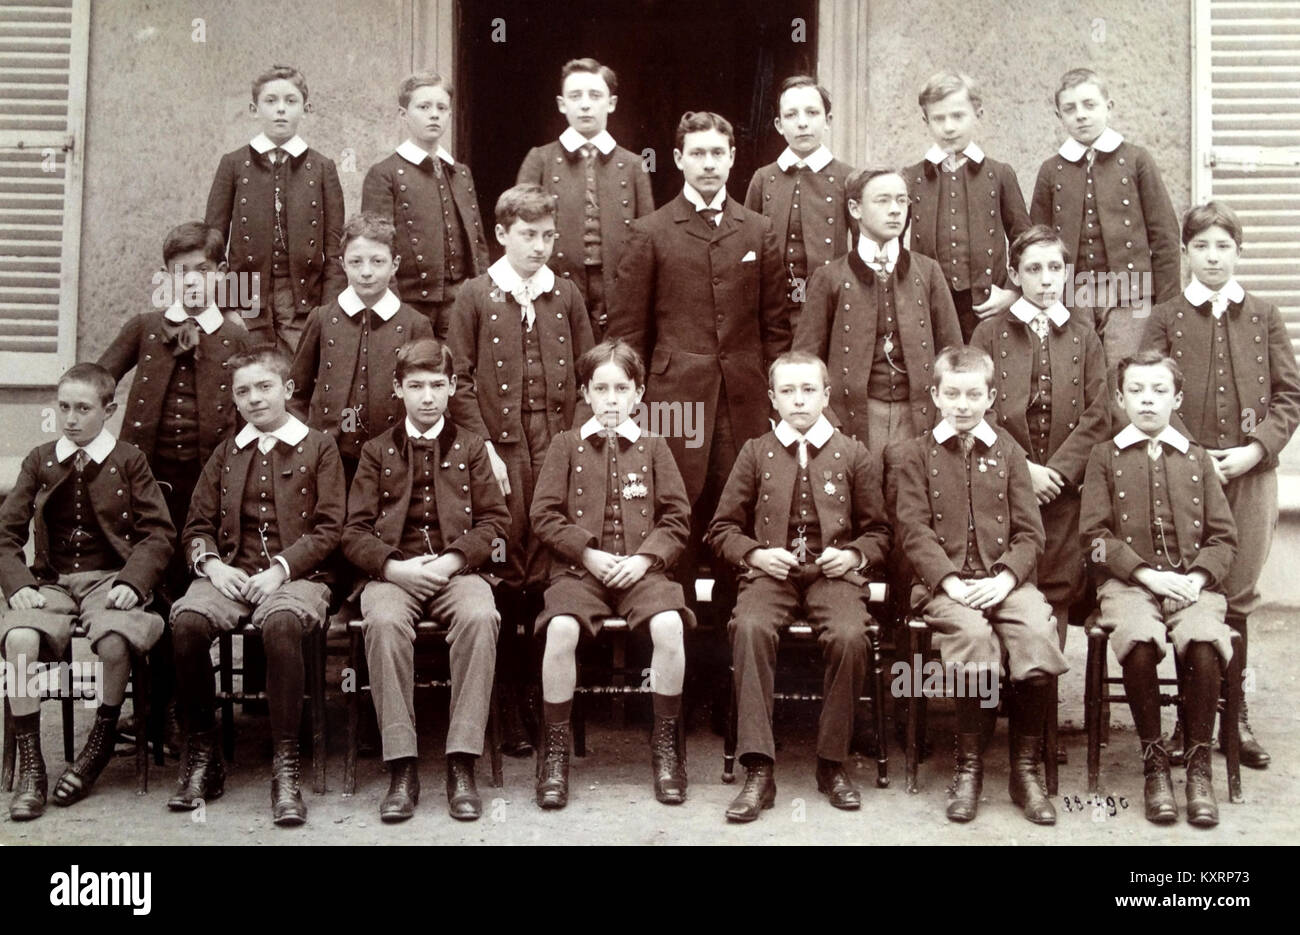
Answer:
xmin=0 ymin=0 xmax=87 ymax=385
xmin=1196 ymin=0 xmax=1300 ymax=355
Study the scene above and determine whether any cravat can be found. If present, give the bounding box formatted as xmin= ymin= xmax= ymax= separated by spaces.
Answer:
xmin=257 ymin=435 xmax=278 ymax=454
xmin=698 ymin=207 xmax=721 ymax=226
xmin=432 ymin=156 xmax=443 ymax=178
xmin=512 ymin=278 xmax=539 ymax=331
xmin=581 ymin=144 xmax=597 ymax=163
xmin=960 ymin=433 xmax=975 ymax=455
xmin=942 ymin=153 xmax=967 ymax=173
xmin=1148 ymin=438 xmax=1162 ymax=461
xmin=161 ymin=317 xmax=201 ymax=355
xmin=1030 ymin=311 xmax=1050 ymax=343
xmin=73 ymin=449 xmax=87 ymax=473
xmin=409 ymin=436 xmax=435 ymax=451
xmin=1085 ymin=146 xmax=1097 ymax=167
xmin=1209 ymin=292 xmax=1228 ymax=319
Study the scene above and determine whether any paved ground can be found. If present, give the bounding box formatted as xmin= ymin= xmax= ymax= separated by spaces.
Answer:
xmin=2 ymin=607 xmax=1295 ymax=846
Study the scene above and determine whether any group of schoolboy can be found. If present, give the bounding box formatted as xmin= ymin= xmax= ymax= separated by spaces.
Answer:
xmin=1 ymin=56 xmax=1295 ymax=834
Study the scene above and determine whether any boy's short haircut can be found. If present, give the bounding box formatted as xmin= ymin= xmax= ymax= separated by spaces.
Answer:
xmin=395 ymin=337 xmax=454 ymax=382
xmin=229 ymin=344 xmax=292 ymax=382
xmin=1115 ymin=349 xmax=1183 ymax=394
xmin=252 ymin=64 xmax=308 ymax=103
xmin=777 ymin=75 xmax=832 ymax=116
xmin=933 ymin=345 xmax=994 ymax=390
xmin=577 ymin=338 xmax=645 ymax=389
xmin=560 ymin=58 xmax=618 ymax=95
xmin=845 ymin=167 xmax=904 ymax=204
xmin=1009 ymin=224 xmax=1071 ymax=271
xmin=1181 ymin=201 xmax=1244 ymax=248
xmin=398 ymin=71 xmax=452 ymax=108
xmin=675 ymin=111 xmax=735 ymax=151
xmin=59 ymin=362 xmax=116 ymax=406
xmin=918 ymin=71 xmax=982 ymax=114
xmin=339 ymin=212 xmax=398 ymax=254
xmin=495 ymin=184 xmax=557 ymax=229
xmin=767 ymin=349 xmax=830 ymax=389
xmin=163 ymin=221 xmax=226 ymax=267
xmin=1054 ymin=67 xmax=1108 ymax=109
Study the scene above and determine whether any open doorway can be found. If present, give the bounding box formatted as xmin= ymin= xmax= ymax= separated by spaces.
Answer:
xmin=457 ymin=0 xmax=818 ymax=251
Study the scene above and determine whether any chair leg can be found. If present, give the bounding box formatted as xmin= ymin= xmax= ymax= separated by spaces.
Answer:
xmin=1224 ymin=640 xmax=1243 ymax=803
xmin=2 ymin=695 xmax=14 ymax=792
xmin=573 ymin=658 xmax=587 ymax=758
xmin=133 ymin=654 xmax=150 ymax=795
xmin=219 ymin=632 xmax=235 ymax=762
xmin=1099 ymin=641 xmax=1111 ymax=748
xmin=868 ymin=622 xmax=889 ymax=788
xmin=61 ymin=642 xmax=74 ymax=762
xmin=488 ymin=681 xmax=504 ymax=788
xmin=1085 ymin=629 xmax=1104 ymax=796
xmin=611 ymin=630 xmax=626 ymax=728
xmin=1044 ymin=675 xmax=1059 ymax=796
xmin=721 ymin=668 xmax=737 ymax=783
xmin=905 ymin=624 xmax=924 ymax=793
xmin=343 ymin=627 xmax=360 ymax=796
xmin=309 ymin=627 xmax=327 ymax=795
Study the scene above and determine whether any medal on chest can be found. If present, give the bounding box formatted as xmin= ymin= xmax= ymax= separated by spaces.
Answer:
xmin=823 ymin=469 xmax=836 ymax=495
xmin=621 ymin=472 xmax=647 ymax=500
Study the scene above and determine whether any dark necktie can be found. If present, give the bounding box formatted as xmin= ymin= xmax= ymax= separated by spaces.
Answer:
xmin=431 ymin=156 xmax=443 ymax=178
xmin=73 ymin=449 xmax=87 ymax=473
xmin=959 ymin=433 xmax=975 ymax=455
xmin=410 ymin=436 xmax=435 ymax=452
xmin=699 ymin=207 xmax=720 ymax=226
xmin=161 ymin=317 xmax=201 ymax=355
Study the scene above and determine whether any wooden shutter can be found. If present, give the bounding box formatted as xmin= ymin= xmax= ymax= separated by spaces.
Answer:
xmin=1195 ymin=0 xmax=1300 ymax=355
xmin=0 ymin=0 xmax=87 ymax=386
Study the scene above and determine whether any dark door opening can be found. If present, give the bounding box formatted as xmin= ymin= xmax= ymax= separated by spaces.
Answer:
xmin=457 ymin=0 xmax=818 ymax=254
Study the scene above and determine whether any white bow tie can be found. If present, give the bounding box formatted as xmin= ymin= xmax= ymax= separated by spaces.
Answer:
xmin=512 ymin=280 xmax=540 ymax=331
xmin=257 ymin=434 xmax=278 ymax=454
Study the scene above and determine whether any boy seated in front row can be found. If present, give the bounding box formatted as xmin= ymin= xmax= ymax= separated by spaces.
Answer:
xmin=887 ymin=345 xmax=1068 ymax=825
xmin=1080 ymin=351 xmax=1238 ymax=827
xmin=707 ymin=351 xmax=891 ymax=823
xmin=168 ymin=346 xmax=345 ymax=827
xmin=290 ymin=212 xmax=434 ymax=482
xmin=529 ymin=340 xmax=692 ymax=809
xmin=0 ymin=364 xmax=174 ymax=820
xmin=342 ymin=338 xmax=509 ymax=823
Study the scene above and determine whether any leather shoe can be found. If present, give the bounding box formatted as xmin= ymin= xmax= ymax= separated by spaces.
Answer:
xmin=1185 ymin=743 xmax=1219 ymax=828
xmin=815 ymin=758 xmax=861 ymax=810
xmin=1225 ymin=702 xmax=1269 ymax=770
xmin=536 ymin=721 xmax=571 ymax=809
xmin=270 ymin=739 xmax=307 ymax=827
xmin=168 ymin=727 xmax=224 ymax=811
xmin=946 ymin=732 xmax=983 ymax=823
xmin=1008 ymin=733 xmax=1057 ymax=825
xmin=1140 ymin=738 xmax=1178 ymax=824
xmin=446 ymin=754 xmax=481 ymax=821
xmin=650 ymin=714 xmax=687 ymax=804
xmin=380 ymin=757 xmax=420 ymax=822
xmin=10 ymin=726 xmax=47 ymax=821
xmin=725 ymin=759 xmax=775 ymax=822
xmin=53 ymin=711 xmax=116 ymax=807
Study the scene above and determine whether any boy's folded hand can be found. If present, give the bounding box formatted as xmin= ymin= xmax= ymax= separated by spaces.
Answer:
xmin=106 ymin=584 xmax=140 ymax=610
xmin=815 ymin=547 xmax=858 ymax=579
xmin=963 ymin=570 xmax=1016 ymax=609
xmin=606 ymin=554 xmax=652 ymax=590
xmin=747 ymin=548 xmax=799 ymax=580
xmin=207 ymin=561 xmax=249 ymax=602
xmin=8 ymin=586 xmax=45 ymax=610
xmin=582 ymin=547 xmax=621 ymax=584
xmin=243 ymin=564 xmax=288 ymax=605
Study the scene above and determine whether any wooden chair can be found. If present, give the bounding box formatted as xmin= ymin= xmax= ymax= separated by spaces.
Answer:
xmin=719 ymin=581 xmax=892 ymax=788
xmin=2 ymin=618 xmax=154 ymax=794
xmin=342 ymin=610 xmax=504 ymax=795
xmin=215 ymin=621 xmax=328 ymax=794
xmin=903 ymin=617 xmax=1060 ymax=796
xmin=1084 ymin=621 xmax=1242 ymax=801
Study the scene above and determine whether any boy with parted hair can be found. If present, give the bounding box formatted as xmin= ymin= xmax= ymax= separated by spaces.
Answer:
xmin=205 ymin=64 xmax=345 ymax=352
xmin=517 ymin=58 xmax=654 ymax=338
xmin=0 ymin=364 xmax=173 ymax=819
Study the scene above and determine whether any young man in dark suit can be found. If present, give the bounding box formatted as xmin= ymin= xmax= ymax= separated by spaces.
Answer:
xmin=607 ymin=110 xmax=791 ymax=618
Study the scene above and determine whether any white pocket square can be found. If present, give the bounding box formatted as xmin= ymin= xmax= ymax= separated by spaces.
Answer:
xmin=741 ymin=250 xmax=757 ymax=262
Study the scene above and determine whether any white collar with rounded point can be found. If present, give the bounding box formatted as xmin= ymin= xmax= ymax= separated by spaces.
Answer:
xmin=488 ymin=256 xmax=555 ymax=296
xmin=235 ymin=415 xmax=309 ymax=450
xmin=163 ymin=303 xmax=224 ymax=334
xmin=1184 ymin=277 xmax=1244 ymax=308
xmin=579 ymin=417 xmax=642 ymax=442
xmin=560 ymin=127 xmax=616 ymax=155
xmin=932 ymin=419 xmax=998 ymax=448
xmin=397 ymin=140 xmax=454 ymax=167
xmin=923 ymin=142 xmax=985 ymax=166
xmin=774 ymin=414 xmax=833 ymax=449
xmin=406 ymin=416 xmax=444 ymax=441
xmin=1058 ymin=127 xmax=1123 ymax=162
xmin=1009 ymin=297 xmax=1070 ymax=328
xmin=776 ymin=145 xmax=833 ymax=173
xmin=857 ymin=236 xmax=900 ymax=267
xmin=56 ymin=429 xmax=116 ymax=464
xmin=1113 ymin=422 xmax=1189 ymax=454
xmin=251 ymin=134 xmax=307 ymax=157
xmin=338 ymin=286 xmax=400 ymax=321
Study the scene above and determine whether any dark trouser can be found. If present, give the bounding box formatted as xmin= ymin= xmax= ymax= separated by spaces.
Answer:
xmin=409 ymin=279 xmax=466 ymax=341
xmin=581 ymin=265 xmax=606 ymax=339
xmin=952 ymin=288 xmax=977 ymax=344
xmin=172 ymin=610 xmax=304 ymax=742
xmin=729 ymin=573 xmax=870 ymax=763
xmin=151 ymin=455 xmax=202 ymax=602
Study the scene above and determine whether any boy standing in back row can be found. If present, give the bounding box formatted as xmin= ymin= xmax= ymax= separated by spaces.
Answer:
xmin=517 ymin=58 xmax=654 ymax=339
